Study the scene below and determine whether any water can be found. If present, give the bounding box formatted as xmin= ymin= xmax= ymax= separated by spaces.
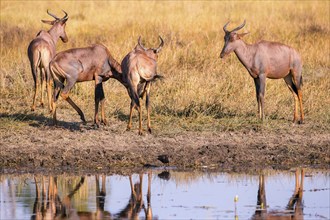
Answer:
xmin=0 ymin=169 xmax=329 ymax=220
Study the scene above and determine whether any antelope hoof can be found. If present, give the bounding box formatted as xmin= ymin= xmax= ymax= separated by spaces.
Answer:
xmin=126 ymin=126 xmax=131 ymax=131
xmin=148 ymin=127 xmax=152 ymax=134
xmin=93 ymin=123 xmax=100 ymax=129
xmin=138 ymin=130 xmax=144 ymax=136
xmin=101 ymin=119 xmax=108 ymax=126
xmin=39 ymin=102 xmax=44 ymax=108
xmin=292 ymin=118 xmax=298 ymax=124
xmin=31 ymin=106 xmax=35 ymax=111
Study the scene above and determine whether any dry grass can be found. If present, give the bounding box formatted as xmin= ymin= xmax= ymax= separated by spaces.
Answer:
xmin=1 ymin=1 xmax=329 ymax=133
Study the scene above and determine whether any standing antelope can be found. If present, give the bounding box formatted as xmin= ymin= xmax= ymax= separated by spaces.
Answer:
xmin=122 ymin=36 xmax=164 ymax=135
xmin=50 ymin=44 xmax=126 ymax=126
xmin=220 ymin=20 xmax=304 ymax=123
xmin=27 ymin=10 xmax=69 ymax=112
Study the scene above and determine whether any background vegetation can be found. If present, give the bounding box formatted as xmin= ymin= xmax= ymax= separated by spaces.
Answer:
xmin=1 ymin=1 xmax=329 ymax=133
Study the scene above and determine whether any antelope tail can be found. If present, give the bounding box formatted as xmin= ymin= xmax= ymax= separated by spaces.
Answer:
xmin=152 ymin=74 xmax=164 ymax=82
xmin=146 ymin=74 xmax=164 ymax=84
xmin=131 ymin=87 xmax=141 ymax=108
xmin=49 ymin=62 xmax=64 ymax=89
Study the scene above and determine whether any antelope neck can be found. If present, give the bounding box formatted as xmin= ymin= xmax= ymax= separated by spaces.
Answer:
xmin=233 ymin=40 xmax=256 ymax=71
xmin=48 ymin=25 xmax=61 ymax=45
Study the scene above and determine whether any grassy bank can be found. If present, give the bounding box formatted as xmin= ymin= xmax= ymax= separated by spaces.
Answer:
xmin=1 ymin=1 xmax=329 ymax=133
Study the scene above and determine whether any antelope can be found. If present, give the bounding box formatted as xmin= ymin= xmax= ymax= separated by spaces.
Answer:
xmin=27 ymin=10 xmax=69 ymax=112
xmin=122 ymin=36 xmax=164 ymax=135
xmin=220 ymin=20 xmax=304 ymax=123
xmin=49 ymin=44 xmax=126 ymax=126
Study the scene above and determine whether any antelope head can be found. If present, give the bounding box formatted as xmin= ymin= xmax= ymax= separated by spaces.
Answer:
xmin=136 ymin=36 xmax=164 ymax=60
xmin=220 ymin=20 xmax=249 ymax=58
xmin=42 ymin=9 xmax=69 ymax=43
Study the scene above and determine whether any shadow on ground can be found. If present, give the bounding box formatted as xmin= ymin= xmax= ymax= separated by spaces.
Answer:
xmin=0 ymin=112 xmax=85 ymax=131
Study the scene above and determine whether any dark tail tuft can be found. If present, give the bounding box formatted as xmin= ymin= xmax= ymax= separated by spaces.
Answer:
xmin=49 ymin=63 xmax=64 ymax=89
xmin=53 ymin=77 xmax=64 ymax=89
xmin=151 ymin=74 xmax=164 ymax=82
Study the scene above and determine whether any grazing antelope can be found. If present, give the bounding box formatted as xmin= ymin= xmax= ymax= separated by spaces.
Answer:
xmin=220 ymin=20 xmax=304 ymax=123
xmin=122 ymin=36 xmax=164 ymax=135
xmin=49 ymin=44 xmax=126 ymax=126
xmin=27 ymin=10 xmax=69 ymax=112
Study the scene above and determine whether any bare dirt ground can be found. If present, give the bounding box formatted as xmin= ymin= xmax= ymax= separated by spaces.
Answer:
xmin=1 ymin=109 xmax=329 ymax=175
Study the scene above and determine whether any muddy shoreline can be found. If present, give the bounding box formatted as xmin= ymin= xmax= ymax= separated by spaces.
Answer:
xmin=1 ymin=120 xmax=329 ymax=175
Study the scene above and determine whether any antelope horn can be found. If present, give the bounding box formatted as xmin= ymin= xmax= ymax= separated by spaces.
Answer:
xmin=61 ymin=9 xmax=68 ymax=20
xmin=155 ymin=36 xmax=164 ymax=53
xmin=223 ymin=21 xmax=230 ymax=33
xmin=138 ymin=36 xmax=147 ymax=51
xmin=47 ymin=9 xmax=60 ymax=20
xmin=230 ymin=20 xmax=246 ymax=33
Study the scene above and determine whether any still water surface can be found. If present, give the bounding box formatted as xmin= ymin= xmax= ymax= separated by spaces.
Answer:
xmin=0 ymin=169 xmax=329 ymax=219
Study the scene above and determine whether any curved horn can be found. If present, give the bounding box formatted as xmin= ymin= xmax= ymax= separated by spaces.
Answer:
xmin=138 ymin=36 xmax=147 ymax=51
xmin=223 ymin=21 xmax=230 ymax=33
xmin=155 ymin=36 xmax=164 ymax=53
xmin=230 ymin=20 xmax=246 ymax=32
xmin=61 ymin=9 xmax=68 ymax=20
xmin=47 ymin=9 xmax=60 ymax=20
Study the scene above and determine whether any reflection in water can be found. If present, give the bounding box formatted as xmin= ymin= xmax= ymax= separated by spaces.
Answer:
xmin=0 ymin=169 xmax=329 ymax=220
xmin=252 ymin=169 xmax=304 ymax=220
xmin=31 ymin=173 xmax=154 ymax=220
xmin=116 ymin=171 xmax=153 ymax=220
xmin=32 ymin=176 xmax=85 ymax=219
xmin=157 ymin=171 xmax=171 ymax=181
xmin=69 ymin=175 xmax=111 ymax=219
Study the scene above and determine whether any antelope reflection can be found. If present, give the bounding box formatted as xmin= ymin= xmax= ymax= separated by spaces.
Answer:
xmin=70 ymin=175 xmax=111 ymax=220
xmin=252 ymin=169 xmax=304 ymax=220
xmin=32 ymin=176 xmax=85 ymax=220
xmin=116 ymin=171 xmax=154 ymax=220
xmin=32 ymin=175 xmax=112 ymax=220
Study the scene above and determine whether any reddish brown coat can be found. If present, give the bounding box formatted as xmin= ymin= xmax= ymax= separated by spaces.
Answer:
xmin=50 ymin=44 xmax=126 ymax=125
xmin=121 ymin=36 xmax=164 ymax=135
xmin=27 ymin=10 xmax=68 ymax=112
xmin=220 ymin=20 xmax=304 ymax=123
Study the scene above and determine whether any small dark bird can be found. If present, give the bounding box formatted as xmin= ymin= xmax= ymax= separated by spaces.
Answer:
xmin=157 ymin=154 xmax=170 ymax=165
xmin=158 ymin=171 xmax=171 ymax=181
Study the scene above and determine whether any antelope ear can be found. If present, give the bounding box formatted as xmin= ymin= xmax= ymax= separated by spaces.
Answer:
xmin=41 ymin=20 xmax=55 ymax=25
xmin=238 ymin=32 xmax=249 ymax=39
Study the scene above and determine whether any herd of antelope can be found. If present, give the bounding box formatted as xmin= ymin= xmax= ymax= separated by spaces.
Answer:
xmin=28 ymin=10 xmax=304 ymax=135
